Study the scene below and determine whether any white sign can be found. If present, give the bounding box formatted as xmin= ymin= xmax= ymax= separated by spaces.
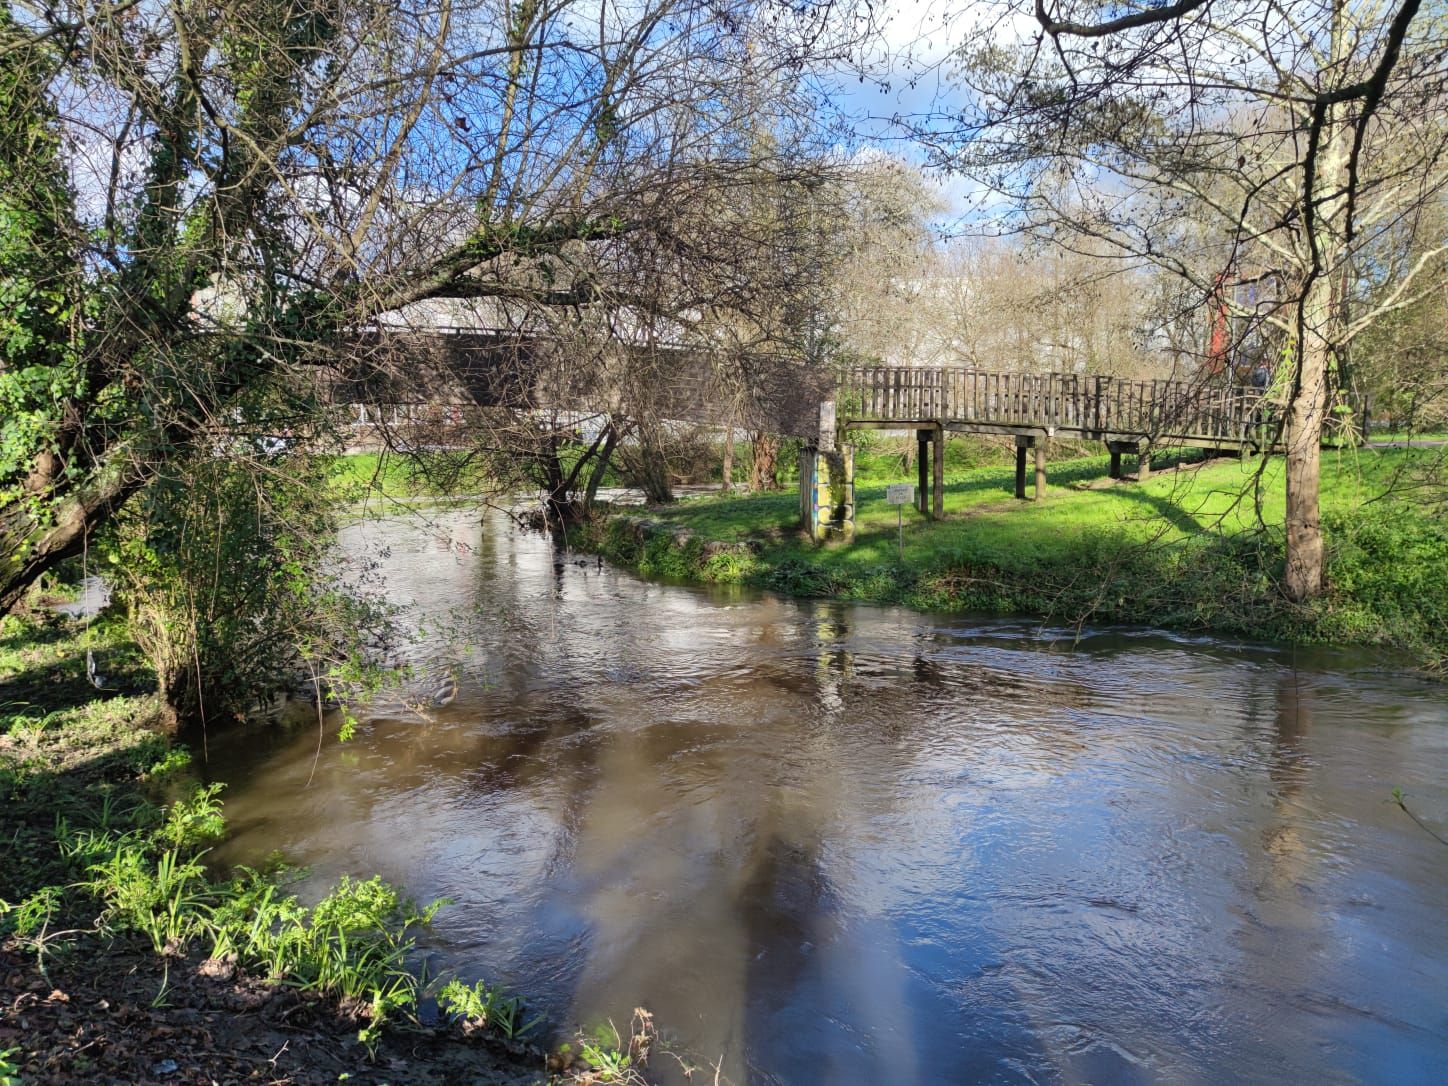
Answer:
xmin=885 ymin=484 xmax=915 ymax=505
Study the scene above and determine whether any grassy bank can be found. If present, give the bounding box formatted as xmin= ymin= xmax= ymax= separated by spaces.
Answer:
xmin=329 ymin=451 xmax=497 ymax=500
xmin=331 ymin=448 xmax=626 ymax=500
xmin=0 ymin=610 xmax=652 ymax=1084
xmin=1371 ymin=431 xmax=1448 ymax=444
xmin=328 ymin=436 xmax=1024 ymax=503
xmin=581 ymin=444 xmax=1448 ymax=671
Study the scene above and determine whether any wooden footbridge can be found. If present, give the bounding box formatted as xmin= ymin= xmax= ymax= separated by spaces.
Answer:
xmin=332 ymin=326 xmax=1291 ymax=539
xmin=804 ymin=366 xmax=1280 ymax=540
xmin=340 ymin=329 xmax=1272 ymax=457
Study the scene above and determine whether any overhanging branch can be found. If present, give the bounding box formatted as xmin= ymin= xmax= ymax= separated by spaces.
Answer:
xmin=1034 ymin=0 xmax=1212 ymax=40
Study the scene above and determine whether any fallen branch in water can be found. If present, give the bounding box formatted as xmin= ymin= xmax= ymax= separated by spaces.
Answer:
xmin=1392 ymin=788 xmax=1448 ymax=846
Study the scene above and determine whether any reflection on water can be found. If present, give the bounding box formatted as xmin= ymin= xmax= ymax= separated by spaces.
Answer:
xmin=204 ymin=510 xmax=1448 ymax=1085
xmin=49 ymin=575 xmax=111 ymax=618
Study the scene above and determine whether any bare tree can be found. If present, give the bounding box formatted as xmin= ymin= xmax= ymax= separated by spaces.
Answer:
xmin=911 ymin=0 xmax=1448 ymax=599
xmin=887 ymin=235 xmax=1161 ymax=376
xmin=0 ymin=0 xmax=867 ymax=611
xmin=1353 ymin=196 xmax=1448 ymax=430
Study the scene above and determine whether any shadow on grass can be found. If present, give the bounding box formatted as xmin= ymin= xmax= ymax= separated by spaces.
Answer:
xmin=0 ymin=615 xmax=74 ymax=653
xmin=655 ymin=492 xmax=798 ymax=539
xmin=1 ymin=620 xmax=163 ymax=900
xmin=654 ymin=450 xmax=1232 ymax=557
xmin=1 ymin=638 xmax=151 ymax=727
xmin=1102 ymin=482 xmax=1211 ymax=538
xmin=854 ymin=455 xmax=1114 ymax=505
xmin=0 ymin=692 xmax=170 ymax=900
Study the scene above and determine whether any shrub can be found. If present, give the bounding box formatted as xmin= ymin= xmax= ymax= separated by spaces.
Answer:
xmin=103 ymin=440 xmax=393 ymax=726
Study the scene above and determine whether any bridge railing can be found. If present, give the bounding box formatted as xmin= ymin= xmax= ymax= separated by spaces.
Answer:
xmin=843 ymin=367 xmax=1270 ymax=444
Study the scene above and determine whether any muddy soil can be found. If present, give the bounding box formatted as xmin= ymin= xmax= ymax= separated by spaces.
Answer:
xmin=1 ymin=940 xmax=548 ymax=1085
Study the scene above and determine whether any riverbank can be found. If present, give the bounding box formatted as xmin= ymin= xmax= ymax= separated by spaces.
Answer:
xmin=578 ymin=444 xmax=1448 ymax=672
xmin=330 ymin=451 xmax=495 ymax=500
xmin=0 ymin=609 xmax=648 ymax=1085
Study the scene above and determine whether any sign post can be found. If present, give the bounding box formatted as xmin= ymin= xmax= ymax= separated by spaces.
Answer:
xmin=885 ymin=483 xmax=914 ymax=560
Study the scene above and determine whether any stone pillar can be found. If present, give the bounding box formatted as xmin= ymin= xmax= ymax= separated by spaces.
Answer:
xmin=798 ymin=443 xmax=815 ymax=527
xmin=818 ymin=401 xmax=837 ymax=452
xmin=810 ymin=444 xmax=855 ymax=543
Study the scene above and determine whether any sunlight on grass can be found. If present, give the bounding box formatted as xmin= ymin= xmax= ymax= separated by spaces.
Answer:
xmin=596 ymin=445 xmax=1446 ymax=668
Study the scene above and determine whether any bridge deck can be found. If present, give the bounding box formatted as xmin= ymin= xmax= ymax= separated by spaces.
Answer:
xmin=842 ymin=367 xmax=1274 ymax=450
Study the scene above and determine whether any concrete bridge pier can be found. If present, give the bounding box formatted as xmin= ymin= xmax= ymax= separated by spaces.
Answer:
xmin=1107 ymin=441 xmax=1127 ymax=480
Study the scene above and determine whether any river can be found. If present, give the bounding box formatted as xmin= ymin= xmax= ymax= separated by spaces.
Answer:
xmin=203 ymin=508 xmax=1448 ymax=1085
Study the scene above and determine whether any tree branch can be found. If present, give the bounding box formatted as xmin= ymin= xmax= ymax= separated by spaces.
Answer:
xmin=1034 ymin=0 xmax=1212 ymax=40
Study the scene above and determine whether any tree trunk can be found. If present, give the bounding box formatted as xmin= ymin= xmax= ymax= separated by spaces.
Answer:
xmin=539 ymin=438 xmax=574 ymax=524
xmin=721 ymin=422 xmax=735 ymax=492
xmin=749 ymin=431 xmax=779 ymax=492
xmin=1285 ymin=27 xmax=1351 ymax=604
xmin=633 ymin=422 xmax=674 ymax=504
xmin=0 ymin=464 xmax=142 ymax=615
xmin=1283 ymin=374 xmax=1326 ymax=600
xmin=1284 ymin=274 xmax=1332 ymax=601
xmin=581 ymin=423 xmax=620 ymax=514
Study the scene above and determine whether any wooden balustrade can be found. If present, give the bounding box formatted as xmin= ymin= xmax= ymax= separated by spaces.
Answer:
xmin=843 ymin=367 xmax=1270 ymax=447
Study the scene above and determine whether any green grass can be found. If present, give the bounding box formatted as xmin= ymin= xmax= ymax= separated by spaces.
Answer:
xmin=329 ymin=445 xmax=630 ymax=501
xmin=584 ymin=445 xmax=1448 ymax=670
xmin=1370 ymin=430 xmax=1448 ymax=443
xmin=330 ymin=451 xmax=415 ymax=497
xmin=328 ymin=451 xmax=495 ymax=499
xmin=847 ymin=433 xmax=1021 ymax=478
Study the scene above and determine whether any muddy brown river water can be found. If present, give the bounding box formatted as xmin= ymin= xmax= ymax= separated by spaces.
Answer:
xmin=203 ymin=508 xmax=1447 ymax=1085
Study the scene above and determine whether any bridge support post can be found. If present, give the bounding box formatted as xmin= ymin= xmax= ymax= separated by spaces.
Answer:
xmin=916 ymin=430 xmax=930 ymax=516
xmin=1034 ymin=442 xmax=1047 ymax=500
xmin=1109 ymin=446 xmax=1123 ymax=479
xmin=912 ymin=426 xmax=945 ymax=518
xmin=808 ymin=445 xmax=854 ymax=543
xmin=933 ymin=423 xmax=944 ymax=518
xmin=1014 ymin=436 xmax=1030 ymax=500
xmin=798 ymin=445 xmax=814 ymax=527
xmin=1138 ymin=443 xmax=1153 ymax=480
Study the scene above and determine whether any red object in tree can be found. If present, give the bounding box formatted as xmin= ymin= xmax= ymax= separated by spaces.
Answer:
xmin=1206 ymin=270 xmax=1231 ymax=376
